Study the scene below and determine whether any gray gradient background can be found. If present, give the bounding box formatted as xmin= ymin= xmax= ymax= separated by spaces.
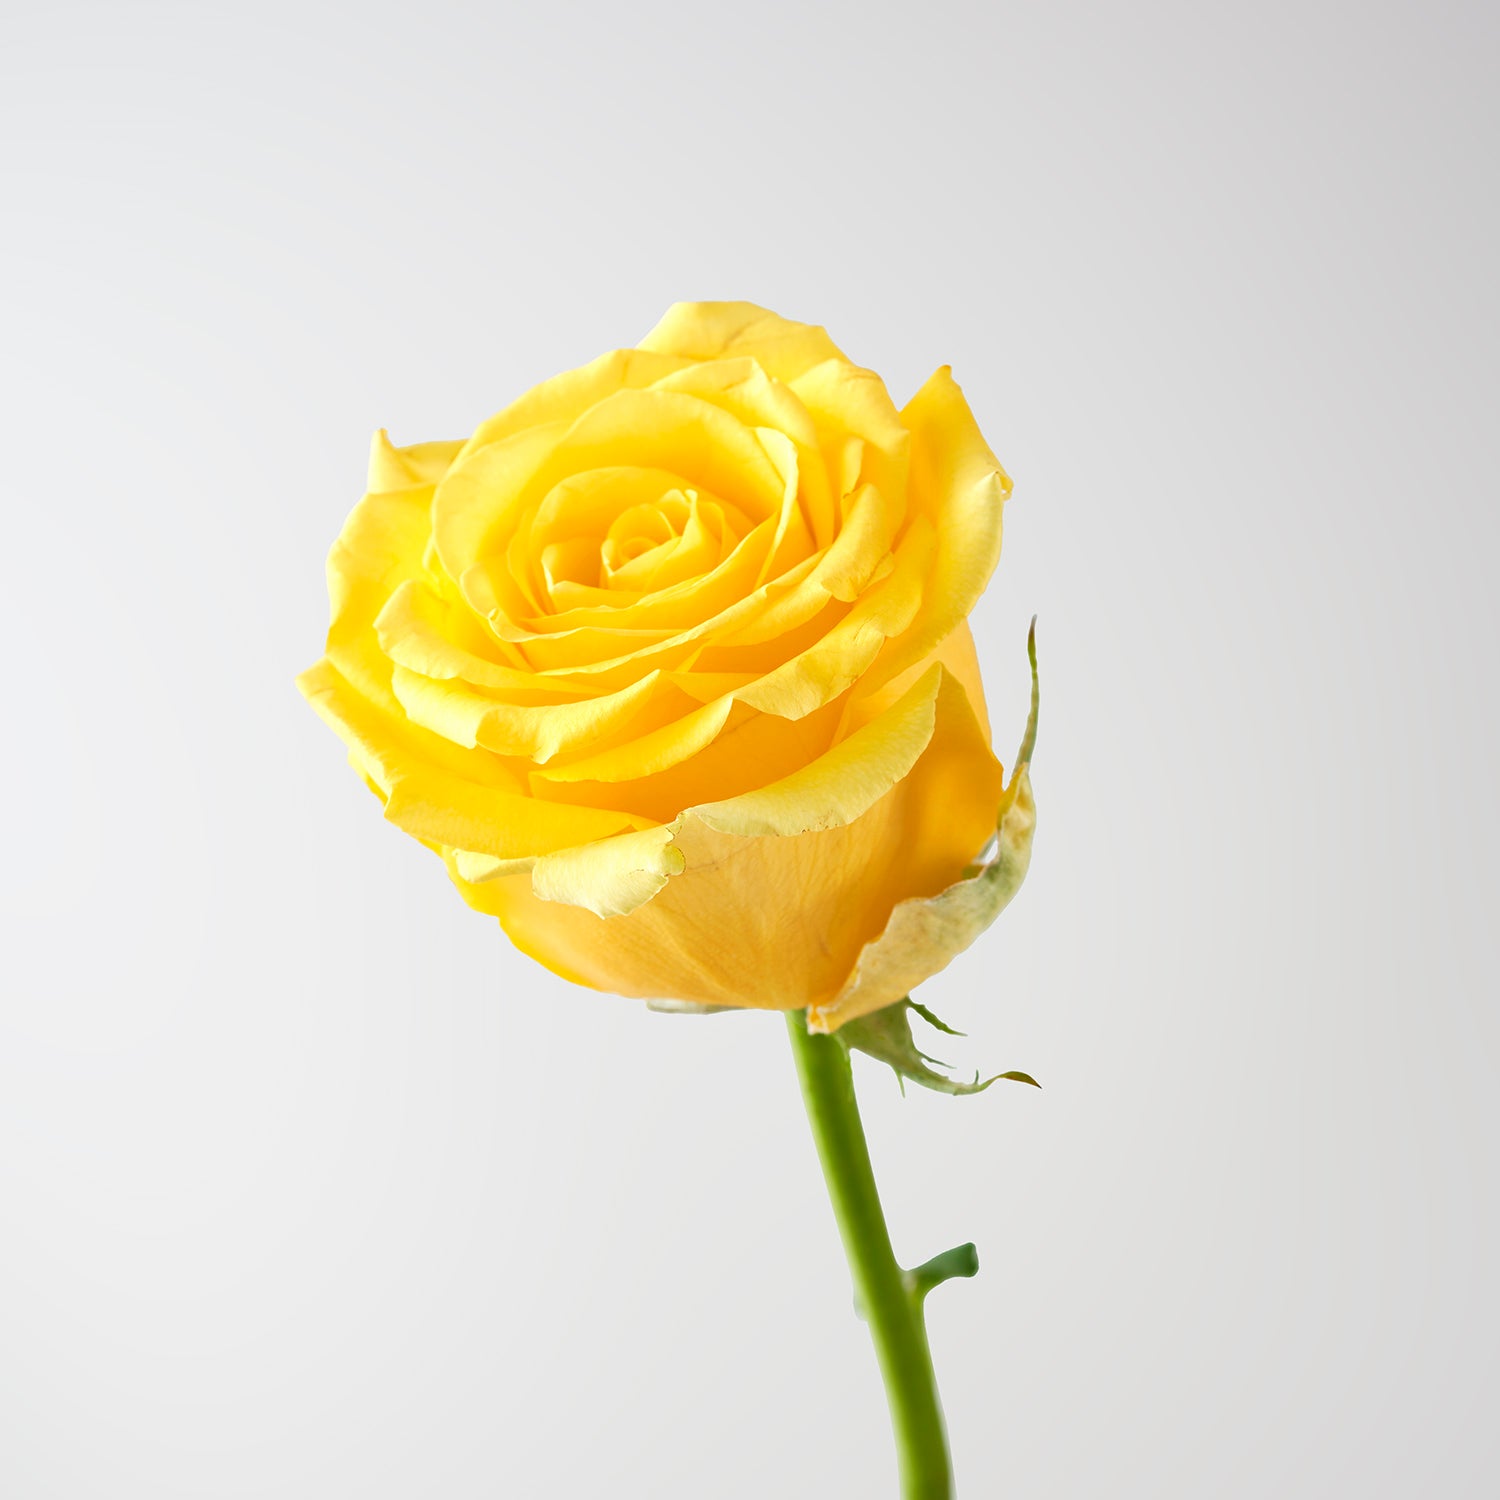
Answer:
xmin=3 ymin=1 xmax=1496 ymax=1495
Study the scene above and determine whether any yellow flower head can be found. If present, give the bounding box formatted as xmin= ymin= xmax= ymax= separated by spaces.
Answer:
xmin=299 ymin=303 xmax=1030 ymax=1030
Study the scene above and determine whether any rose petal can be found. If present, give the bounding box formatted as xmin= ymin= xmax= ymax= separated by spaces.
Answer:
xmin=637 ymin=302 xmax=848 ymax=383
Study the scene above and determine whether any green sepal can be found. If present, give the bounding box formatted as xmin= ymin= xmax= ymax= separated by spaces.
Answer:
xmin=838 ymin=997 xmax=1040 ymax=1096
xmin=908 ymin=999 xmax=964 ymax=1037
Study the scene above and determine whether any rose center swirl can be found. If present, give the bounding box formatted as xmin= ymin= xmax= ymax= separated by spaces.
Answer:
xmin=525 ymin=465 xmax=753 ymax=612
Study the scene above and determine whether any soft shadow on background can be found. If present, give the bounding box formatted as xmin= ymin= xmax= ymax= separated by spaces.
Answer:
xmin=3 ymin=2 xmax=1495 ymax=1495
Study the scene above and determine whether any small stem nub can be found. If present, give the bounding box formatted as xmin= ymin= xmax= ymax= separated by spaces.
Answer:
xmin=904 ymin=1242 xmax=980 ymax=1303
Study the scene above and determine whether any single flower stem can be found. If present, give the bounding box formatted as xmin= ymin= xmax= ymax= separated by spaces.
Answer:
xmin=785 ymin=1010 xmax=954 ymax=1499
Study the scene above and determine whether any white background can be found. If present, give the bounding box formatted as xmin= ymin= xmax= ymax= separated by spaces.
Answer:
xmin=3 ymin=1 xmax=1496 ymax=1495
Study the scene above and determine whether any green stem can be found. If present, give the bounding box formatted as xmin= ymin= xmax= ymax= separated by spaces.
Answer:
xmin=785 ymin=1010 xmax=955 ymax=1499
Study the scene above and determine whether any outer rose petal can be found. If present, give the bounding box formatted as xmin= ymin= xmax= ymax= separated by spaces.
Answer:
xmin=864 ymin=367 xmax=1012 ymax=692
xmin=366 ymin=430 xmax=466 ymax=492
xmin=806 ymin=769 xmax=1035 ymax=1032
xmin=810 ymin=620 xmax=1039 ymax=1032
xmin=446 ymin=667 xmax=1003 ymax=1011
xmin=298 ymin=659 xmax=649 ymax=858
xmin=456 ymin=348 xmax=690 ymax=461
xmin=308 ymin=434 xmax=509 ymax=789
xmin=845 ymin=620 xmax=992 ymax=747
xmin=638 ymin=301 xmax=849 ymax=382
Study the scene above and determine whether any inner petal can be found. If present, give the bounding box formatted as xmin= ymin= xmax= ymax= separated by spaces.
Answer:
xmin=601 ymin=496 xmax=687 ymax=580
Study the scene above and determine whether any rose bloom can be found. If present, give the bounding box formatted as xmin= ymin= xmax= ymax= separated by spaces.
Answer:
xmin=298 ymin=303 xmax=1027 ymax=1031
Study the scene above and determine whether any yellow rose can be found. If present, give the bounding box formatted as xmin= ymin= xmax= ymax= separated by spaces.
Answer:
xmin=298 ymin=302 xmax=1033 ymax=1032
